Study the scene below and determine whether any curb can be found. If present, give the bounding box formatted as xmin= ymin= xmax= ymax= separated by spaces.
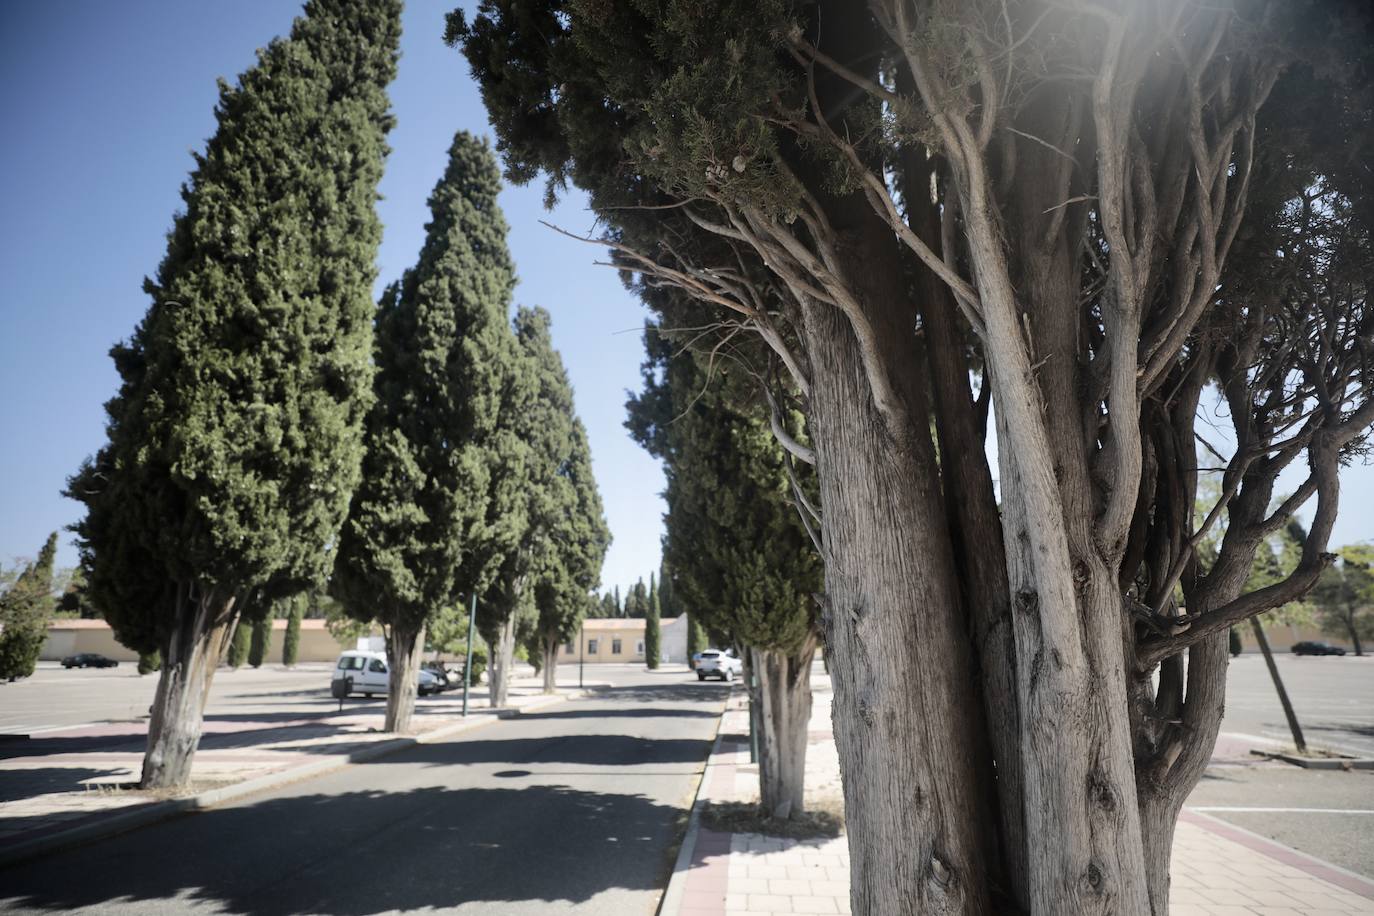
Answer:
xmin=657 ymin=688 xmax=734 ymax=916
xmin=0 ymin=690 xmax=579 ymax=870
xmin=1248 ymin=749 xmax=1374 ymax=770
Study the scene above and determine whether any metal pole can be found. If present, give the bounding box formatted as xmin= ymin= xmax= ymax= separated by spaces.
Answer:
xmin=462 ymin=592 xmax=476 ymax=718
xmin=578 ymin=620 xmax=585 ymax=689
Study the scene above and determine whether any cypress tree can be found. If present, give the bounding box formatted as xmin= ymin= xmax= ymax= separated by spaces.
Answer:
xmin=282 ymin=595 xmax=304 ymax=667
xmin=644 ymin=590 xmax=661 ymax=669
xmin=66 ymin=0 xmax=400 ymax=787
xmin=226 ymin=620 xmax=251 ymax=669
xmin=0 ymin=533 xmax=58 ymax=682
xmin=137 ymin=650 xmax=162 ymax=676
xmin=506 ymin=309 xmax=610 ymax=692
xmin=687 ymin=613 xmax=707 ymax=664
xmin=332 ymin=130 xmax=520 ymax=732
xmin=248 ymin=616 xmax=272 ymax=668
xmin=627 ymin=328 xmax=821 ymax=817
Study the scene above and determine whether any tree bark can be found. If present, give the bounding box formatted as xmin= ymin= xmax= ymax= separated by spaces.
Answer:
xmin=384 ymin=620 xmax=424 ymax=734
xmin=541 ymin=629 xmax=559 ymax=694
xmin=1344 ymin=610 xmax=1364 ymax=656
xmin=802 ymin=289 xmax=1001 ymax=914
xmin=749 ymin=636 xmax=816 ymax=820
xmin=1251 ymin=617 xmax=1306 ymax=753
xmin=488 ymin=613 xmax=517 ymax=708
xmin=141 ymin=586 xmax=237 ymax=790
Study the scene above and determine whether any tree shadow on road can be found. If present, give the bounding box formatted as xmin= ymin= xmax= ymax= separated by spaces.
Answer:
xmin=0 ymin=783 xmax=688 ymax=914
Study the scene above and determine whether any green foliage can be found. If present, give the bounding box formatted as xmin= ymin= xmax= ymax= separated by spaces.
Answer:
xmin=0 ymin=533 xmax=58 ymax=682
xmin=626 ymin=326 xmax=820 ymax=654
xmin=645 ymin=595 xmax=662 ymax=668
xmin=226 ymin=620 xmax=251 ymax=669
xmin=66 ymin=0 xmax=402 ymax=656
xmin=282 ymin=596 xmax=304 ymax=667
xmin=334 ymin=130 xmax=523 ymax=660
xmin=248 ymin=616 xmax=272 ymax=668
xmin=1228 ymin=628 xmax=1243 ymax=657
xmin=137 ymin=650 xmax=162 ymax=675
xmin=687 ymin=612 xmax=708 ymax=661
xmin=1312 ymin=544 xmax=1374 ymax=650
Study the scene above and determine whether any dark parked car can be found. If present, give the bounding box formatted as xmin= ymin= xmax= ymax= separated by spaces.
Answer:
xmin=1291 ymin=641 xmax=1347 ymax=656
xmin=61 ymin=653 xmax=119 ymax=668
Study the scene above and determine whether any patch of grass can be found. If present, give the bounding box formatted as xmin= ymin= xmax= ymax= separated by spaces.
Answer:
xmin=84 ymin=779 xmax=235 ymax=800
xmin=701 ymin=799 xmax=844 ymax=839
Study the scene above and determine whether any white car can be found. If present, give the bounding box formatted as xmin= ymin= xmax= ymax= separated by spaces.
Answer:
xmin=331 ymin=651 xmax=441 ymax=698
xmin=695 ymin=648 xmax=742 ymax=682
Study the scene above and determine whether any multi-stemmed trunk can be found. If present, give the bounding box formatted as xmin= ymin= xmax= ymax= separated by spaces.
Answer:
xmin=141 ymin=586 xmax=238 ymax=790
xmin=488 ymin=613 xmax=517 ymax=708
xmin=748 ymin=636 xmax=817 ymax=821
xmin=384 ymin=620 xmax=425 ymax=734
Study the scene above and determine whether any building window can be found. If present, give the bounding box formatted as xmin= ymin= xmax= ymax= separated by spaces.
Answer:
xmin=587 ymin=639 xmax=599 ymax=654
xmin=612 ymin=639 xmax=622 ymax=655
xmin=564 ymin=640 xmax=575 ymax=654
xmin=636 ymin=641 xmax=645 ymax=655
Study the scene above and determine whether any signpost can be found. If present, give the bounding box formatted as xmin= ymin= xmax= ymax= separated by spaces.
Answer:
xmin=462 ymin=592 xmax=476 ymax=717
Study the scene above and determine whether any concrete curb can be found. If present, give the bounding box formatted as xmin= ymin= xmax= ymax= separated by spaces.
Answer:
xmin=657 ymin=688 xmax=733 ymax=916
xmin=0 ymin=690 xmax=579 ymax=870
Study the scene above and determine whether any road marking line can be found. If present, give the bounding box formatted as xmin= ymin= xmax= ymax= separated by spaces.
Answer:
xmin=1189 ymin=806 xmax=1374 ymax=814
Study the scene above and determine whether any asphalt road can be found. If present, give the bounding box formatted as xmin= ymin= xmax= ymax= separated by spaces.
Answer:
xmin=0 ymin=670 xmax=729 ymax=915
xmin=1221 ymin=653 xmax=1374 ymax=757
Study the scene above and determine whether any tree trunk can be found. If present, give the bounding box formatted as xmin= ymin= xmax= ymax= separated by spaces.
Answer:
xmin=488 ymin=613 xmax=516 ymax=708
xmin=141 ymin=587 xmax=237 ymax=790
xmin=541 ymin=630 xmax=559 ymax=694
xmin=749 ymin=637 xmax=816 ymax=820
xmin=802 ymin=292 xmax=1001 ymax=914
xmin=1251 ymin=617 xmax=1306 ymax=753
xmin=384 ymin=620 xmax=424 ymax=734
xmin=1345 ymin=610 xmax=1364 ymax=656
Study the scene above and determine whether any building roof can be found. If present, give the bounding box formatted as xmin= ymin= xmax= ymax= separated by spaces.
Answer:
xmin=581 ymin=617 xmax=681 ymax=630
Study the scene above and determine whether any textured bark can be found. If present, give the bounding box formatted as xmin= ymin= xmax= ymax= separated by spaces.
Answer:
xmin=141 ymin=588 xmax=237 ymax=790
xmin=750 ymin=636 xmax=816 ymax=820
xmin=803 ymin=290 xmax=1000 ymax=914
xmin=488 ymin=613 xmax=517 ymax=708
xmin=541 ymin=630 xmax=559 ymax=694
xmin=384 ymin=620 xmax=424 ymax=734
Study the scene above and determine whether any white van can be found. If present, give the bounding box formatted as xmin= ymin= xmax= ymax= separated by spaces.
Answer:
xmin=332 ymin=650 xmax=441 ymax=698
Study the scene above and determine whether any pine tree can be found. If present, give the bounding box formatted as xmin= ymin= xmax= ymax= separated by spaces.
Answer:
xmin=65 ymin=0 xmax=400 ymax=787
xmin=0 ymin=533 xmax=58 ymax=682
xmin=332 ymin=130 xmax=522 ymax=731
xmin=282 ymin=595 xmax=304 ymax=667
xmin=248 ymin=616 xmax=272 ymax=668
xmin=612 ymin=585 xmax=622 ymax=617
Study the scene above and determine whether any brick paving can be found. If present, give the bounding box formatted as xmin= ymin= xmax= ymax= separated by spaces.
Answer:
xmin=666 ymin=675 xmax=1374 ymax=916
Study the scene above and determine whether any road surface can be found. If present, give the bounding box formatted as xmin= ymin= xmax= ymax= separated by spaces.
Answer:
xmin=0 ymin=670 xmax=729 ymax=915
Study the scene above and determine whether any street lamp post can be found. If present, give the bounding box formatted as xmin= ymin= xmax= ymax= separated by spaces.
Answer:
xmin=462 ymin=592 xmax=476 ymax=717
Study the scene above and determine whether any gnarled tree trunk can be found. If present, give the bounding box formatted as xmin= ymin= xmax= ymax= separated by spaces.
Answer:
xmin=749 ymin=635 xmax=817 ymax=821
xmin=142 ymin=586 xmax=237 ymax=790
xmin=384 ymin=621 xmax=425 ymax=734
xmin=488 ymin=613 xmax=517 ymax=708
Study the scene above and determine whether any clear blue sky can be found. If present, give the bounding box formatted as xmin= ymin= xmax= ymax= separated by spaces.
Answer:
xmin=0 ymin=0 xmax=665 ymax=596
xmin=1 ymin=2 xmax=1371 ymax=594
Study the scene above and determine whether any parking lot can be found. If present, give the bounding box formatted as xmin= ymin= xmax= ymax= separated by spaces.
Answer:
xmin=1221 ymin=653 xmax=1374 ymax=757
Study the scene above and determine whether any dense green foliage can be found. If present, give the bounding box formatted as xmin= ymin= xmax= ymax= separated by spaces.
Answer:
xmin=510 ymin=308 xmax=610 ymax=659
xmin=333 ymin=130 xmax=521 ymax=671
xmin=644 ymin=593 xmax=661 ymax=668
xmin=137 ymin=650 xmax=162 ymax=675
xmin=226 ymin=620 xmax=251 ymax=668
xmin=67 ymin=0 xmax=401 ymax=654
xmin=627 ymin=328 xmax=820 ymax=654
xmin=282 ymin=595 xmax=304 ymax=666
xmin=1313 ymin=545 xmax=1374 ymax=654
xmin=0 ymin=533 xmax=57 ymax=682
xmin=687 ymin=613 xmax=707 ymax=661
xmin=248 ymin=616 xmax=272 ymax=668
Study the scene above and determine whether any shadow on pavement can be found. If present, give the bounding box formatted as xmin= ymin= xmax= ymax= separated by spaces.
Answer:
xmin=0 ymin=768 xmax=129 ymax=805
xmin=0 ymin=784 xmax=686 ymax=914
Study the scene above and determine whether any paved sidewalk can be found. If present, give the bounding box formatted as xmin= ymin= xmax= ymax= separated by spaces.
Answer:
xmin=665 ymin=676 xmax=1374 ymax=916
xmin=0 ymin=671 xmax=578 ymax=858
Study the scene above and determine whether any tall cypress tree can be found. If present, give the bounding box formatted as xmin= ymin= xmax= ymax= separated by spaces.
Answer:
xmin=333 ymin=130 xmax=520 ymax=733
xmin=282 ymin=594 xmax=304 ymax=667
xmin=65 ymin=0 xmax=400 ymax=787
xmin=248 ymin=616 xmax=272 ymax=668
xmin=0 ymin=533 xmax=57 ymax=682
xmin=644 ymin=584 xmax=662 ymax=669
xmin=226 ymin=620 xmax=251 ymax=669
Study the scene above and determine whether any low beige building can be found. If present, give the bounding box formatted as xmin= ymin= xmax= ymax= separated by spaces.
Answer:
xmin=40 ymin=618 xmax=352 ymax=664
xmin=558 ymin=616 xmax=688 ymax=665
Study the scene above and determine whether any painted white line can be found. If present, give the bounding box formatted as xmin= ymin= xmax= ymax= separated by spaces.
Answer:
xmin=1189 ymin=806 xmax=1374 ymax=814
